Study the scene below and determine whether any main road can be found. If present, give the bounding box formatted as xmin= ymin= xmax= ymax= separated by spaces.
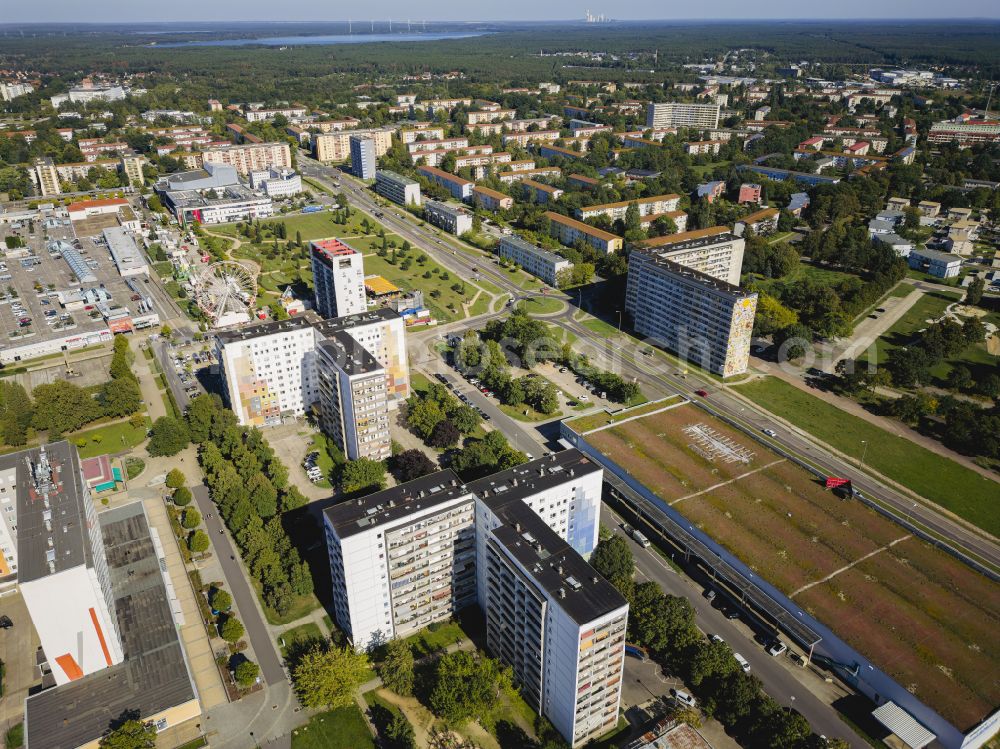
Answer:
xmin=300 ymin=156 xmax=1000 ymax=573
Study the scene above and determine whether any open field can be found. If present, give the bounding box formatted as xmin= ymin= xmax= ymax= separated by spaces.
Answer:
xmin=291 ymin=705 xmax=374 ymax=749
xmin=734 ymin=377 xmax=998 ymax=534
xmin=565 ymin=397 xmax=682 ymax=434
xmin=581 ymin=403 xmax=1000 ymax=729
xmin=867 ymin=289 xmax=963 ymax=365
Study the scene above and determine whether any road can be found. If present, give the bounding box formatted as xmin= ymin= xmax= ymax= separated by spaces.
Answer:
xmin=190 ymin=484 xmax=285 ymax=686
xmin=301 ymin=156 xmax=999 ymax=571
xmin=603 ymin=505 xmax=867 ymax=748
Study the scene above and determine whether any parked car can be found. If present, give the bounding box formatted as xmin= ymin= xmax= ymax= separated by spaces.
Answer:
xmin=670 ymin=689 xmax=698 ymax=709
xmin=766 ymin=639 xmax=787 ymax=657
xmin=734 ymin=653 xmax=751 ymax=673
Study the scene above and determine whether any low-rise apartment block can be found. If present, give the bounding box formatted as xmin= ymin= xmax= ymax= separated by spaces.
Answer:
xmin=502 ymin=130 xmax=561 ymax=148
xmin=407 ymin=137 xmax=469 ymax=155
xmin=473 ymin=185 xmax=514 ymax=212
xmin=546 ymin=211 xmax=623 ymax=255
xmin=684 ymin=140 xmax=723 ymax=156
xmin=375 ymin=170 xmax=422 ymax=207
xmin=424 ymin=200 xmax=474 ymax=235
xmin=499 ymin=235 xmax=572 ymax=286
xmin=734 ymin=207 xmax=779 ymax=236
xmin=244 ymin=105 xmax=307 ymax=122
xmin=576 ymin=194 xmax=681 ymax=222
xmin=522 ymin=179 xmax=564 ymax=204
xmin=497 ymin=166 xmax=561 ymax=184
xmin=417 ymin=165 xmax=474 ymax=201
xmin=399 ymin=126 xmax=445 ymax=144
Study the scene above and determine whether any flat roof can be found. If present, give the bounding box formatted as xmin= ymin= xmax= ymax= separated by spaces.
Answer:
xmin=25 ymin=502 xmax=197 ymax=749
xmin=489 ymin=500 xmax=626 ymax=626
xmin=376 ymin=169 xmax=418 ymax=186
xmin=636 ymin=226 xmax=730 ymax=249
xmin=631 ymin=251 xmax=752 ymax=296
xmin=103 ymin=227 xmax=148 ymax=274
xmin=323 ymin=469 xmax=472 ymax=539
xmin=317 ymin=330 xmax=382 ymax=376
xmin=311 ymin=238 xmax=357 ymax=258
xmin=364 ymin=275 xmax=400 ymax=296
xmin=467 ymin=449 xmax=600 ymax=514
xmin=215 ymin=307 xmax=399 ymax=345
xmin=8 ymin=441 xmax=92 ymax=583
xmin=499 ymin=234 xmax=569 ymax=267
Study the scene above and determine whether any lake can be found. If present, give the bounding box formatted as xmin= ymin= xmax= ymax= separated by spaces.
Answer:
xmin=149 ymin=32 xmax=486 ymax=48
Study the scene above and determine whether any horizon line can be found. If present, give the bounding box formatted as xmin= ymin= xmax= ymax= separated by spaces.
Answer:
xmin=2 ymin=17 xmax=1000 ymax=25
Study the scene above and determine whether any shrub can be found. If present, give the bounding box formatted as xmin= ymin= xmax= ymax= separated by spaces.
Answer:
xmin=188 ymin=530 xmax=209 ymax=554
xmin=165 ymin=468 xmax=186 ymax=489
xmin=181 ymin=508 xmax=201 ymax=529
xmin=234 ymin=660 xmax=260 ymax=688
xmin=172 ymin=486 xmax=193 ymax=507
xmin=219 ymin=615 xmax=245 ymax=643
xmin=210 ymin=588 xmax=232 ymax=613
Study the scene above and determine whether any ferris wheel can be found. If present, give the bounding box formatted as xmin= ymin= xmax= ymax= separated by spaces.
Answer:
xmin=193 ymin=261 xmax=259 ymax=327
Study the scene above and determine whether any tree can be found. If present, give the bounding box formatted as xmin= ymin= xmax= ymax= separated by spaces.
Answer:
xmin=234 ymin=660 xmax=260 ymax=687
xmin=752 ymin=292 xmax=798 ymax=336
xmin=165 ymin=468 xmax=186 ymax=489
xmin=405 ymin=396 xmax=445 ymax=440
xmin=384 ymin=712 xmax=417 ymax=749
xmin=449 ymin=405 xmax=481 ymax=435
xmin=429 ymin=650 xmax=513 ymax=724
xmin=946 ymin=364 xmax=973 ymax=392
xmin=99 ymin=719 xmax=156 ymax=749
xmin=774 ymin=324 xmax=812 ymax=361
xmin=428 ymin=419 xmax=461 ymax=448
xmin=688 ymin=639 xmax=739 ymax=686
xmin=99 ymin=378 xmax=142 ymax=418
xmin=32 ymin=380 xmax=100 ymax=435
xmin=188 ymin=530 xmax=210 ymax=554
xmin=210 ymin=588 xmax=232 ymax=612
xmin=590 ymin=535 xmax=634 ymax=584
xmin=147 ymin=416 xmax=190 ymax=457
xmin=181 ymin=508 xmax=201 ymax=529
xmin=0 ymin=381 xmax=33 ymax=446
xmin=379 ymin=639 xmax=415 ymax=696
xmin=393 ymin=449 xmax=437 ymax=482
xmin=219 ymin=614 xmax=245 ymax=643
xmin=172 ymin=486 xmax=193 ymax=506
xmin=292 ymin=645 xmax=371 ymax=709
xmin=340 ymin=458 xmax=388 ymax=495
xmin=965 ymin=276 xmax=985 ymax=307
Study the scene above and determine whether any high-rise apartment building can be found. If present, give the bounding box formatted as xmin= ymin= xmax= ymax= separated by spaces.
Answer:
xmin=313 ymin=127 xmax=393 ymax=162
xmin=120 ymin=154 xmax=146 ymax=187
xmin=375 ymin=170 xmax=422 ymax=207
xmin=646 ymin=102 xmax=721 ymax=130
xmin=483 ymin=502 xmax=628 ymax=747
xmin=350 ymin=135 xmax=377 ymax=180
xmin=33 ymin=157 xmax=62 ymax=197
xmin=310 ymin=239 xmax=367 ymax=319
xmin=625 ymin=244 xmax=757 ymax=377
xmin=216 ymin=309 xmax=409 ymax=458
xmin=322 ymin=449 xmax=619 ymax=748
xmin=200 ymin=141 xmax=292 ymax=176
xmin=633 ymin=227 xmax=746 ymax=286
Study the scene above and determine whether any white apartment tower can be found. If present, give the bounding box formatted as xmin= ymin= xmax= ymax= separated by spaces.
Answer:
xmin=646 ymin=102 xmax=721 ymax=130
xmin=216 ymin=309 xmax=409 ymax=457
xmin=310 ymin=239 xmax=367 ymax=319
xmin=321 ymin=449 xmax=622 ymax=748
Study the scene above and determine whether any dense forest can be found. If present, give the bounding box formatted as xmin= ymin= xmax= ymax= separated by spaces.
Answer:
xmin=2 ymin=20 xmax=1000 ymax=105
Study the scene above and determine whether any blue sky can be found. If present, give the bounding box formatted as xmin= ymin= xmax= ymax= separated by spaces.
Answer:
xmin=3 ymin=0 xmax=998 ymax=23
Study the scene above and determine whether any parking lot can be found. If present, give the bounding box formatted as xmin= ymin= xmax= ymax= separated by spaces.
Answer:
xmin=0 ymin=207 xmax=163 ymax=364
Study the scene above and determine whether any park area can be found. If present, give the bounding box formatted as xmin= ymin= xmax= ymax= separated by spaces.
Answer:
xmin=575 ymin=402 xmax=1000 ymax=731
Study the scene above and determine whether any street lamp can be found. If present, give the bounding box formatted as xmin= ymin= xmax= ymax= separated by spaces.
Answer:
xmin=859 ymin=440 xmax=869 ymax=469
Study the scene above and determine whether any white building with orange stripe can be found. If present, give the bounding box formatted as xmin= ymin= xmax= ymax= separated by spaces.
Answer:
xmin=6 ymin=442 xmax=124 ymax=685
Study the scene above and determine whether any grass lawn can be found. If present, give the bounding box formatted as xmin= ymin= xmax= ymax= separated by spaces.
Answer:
xmin=735 ymin=376 xmax=1000 ymax=535
xmin=402 ymin=620 xmax=470 ymax=658
xmin=750 ymin=260 xmax=855 ymax=296
xmin=906 ymin=268 xmax=965 ymax=287
xmin=499 ymin=402 xmax=562 ymax=422
xmin=211 ymin=211 xmax=358 ymax=242
xmin=410 ymin=371 xmax=434 ymax=396
xmin=518 ymin=296 xmax=565 ymax=316
xmin=252 ymin=577 xmax=321 ymax=626
xmin=564 ymin=397 xmax=682 ymax=433
xmin=581 ymin=317 xmax=621 ymax=338
xmin=309 ymin=432 xmax=341 ymax=489
xmin=361 ymin=250 xmax=477 ymax=323
xmin=277 ymin=622 xmax=324 ymax=657
xmin=291 ymin=705 xmax=374 ymax=749
xmin=689 ymin=160 xmax=731 ymax=178
xmin=867 ymin=290 xmax=963 ymax=365
xmin=69 ymin=418 xmax=150 ymax=459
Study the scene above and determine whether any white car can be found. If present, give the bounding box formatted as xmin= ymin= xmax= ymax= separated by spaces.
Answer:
xmin=734 ymin=653 xmax=751 ymax=673
xmin=671 ymin=689 xmax=698 ymax=709
xmin=762 ymin=428 xmax=777 ymax=437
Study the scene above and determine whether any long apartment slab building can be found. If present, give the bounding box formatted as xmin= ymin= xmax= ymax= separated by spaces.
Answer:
xmin=375 ymin=169 xmax=422 ymax=207
xmin=626 ymin=228 xmax=756 ymax=376
xmin=646 ymin=102 xmax=721 ymax=130
xmin=545 ymin=211 xmax=623 ymax=255
xmin=200 ymin=141 xmax=292 ymax=175
xmin=216 ymin=308 xmax=409 ymax=460
xmin=576 ymin=194 xmax=681 ymax=222
xmin=499 ymin=235 xmax=572 ymax=286
xmin=322 ymin=449 xmax=622 ymax=748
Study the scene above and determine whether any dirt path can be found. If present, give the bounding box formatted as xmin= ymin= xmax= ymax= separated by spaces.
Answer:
xmin=369 ymin=689 xmax=438 ymax=748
